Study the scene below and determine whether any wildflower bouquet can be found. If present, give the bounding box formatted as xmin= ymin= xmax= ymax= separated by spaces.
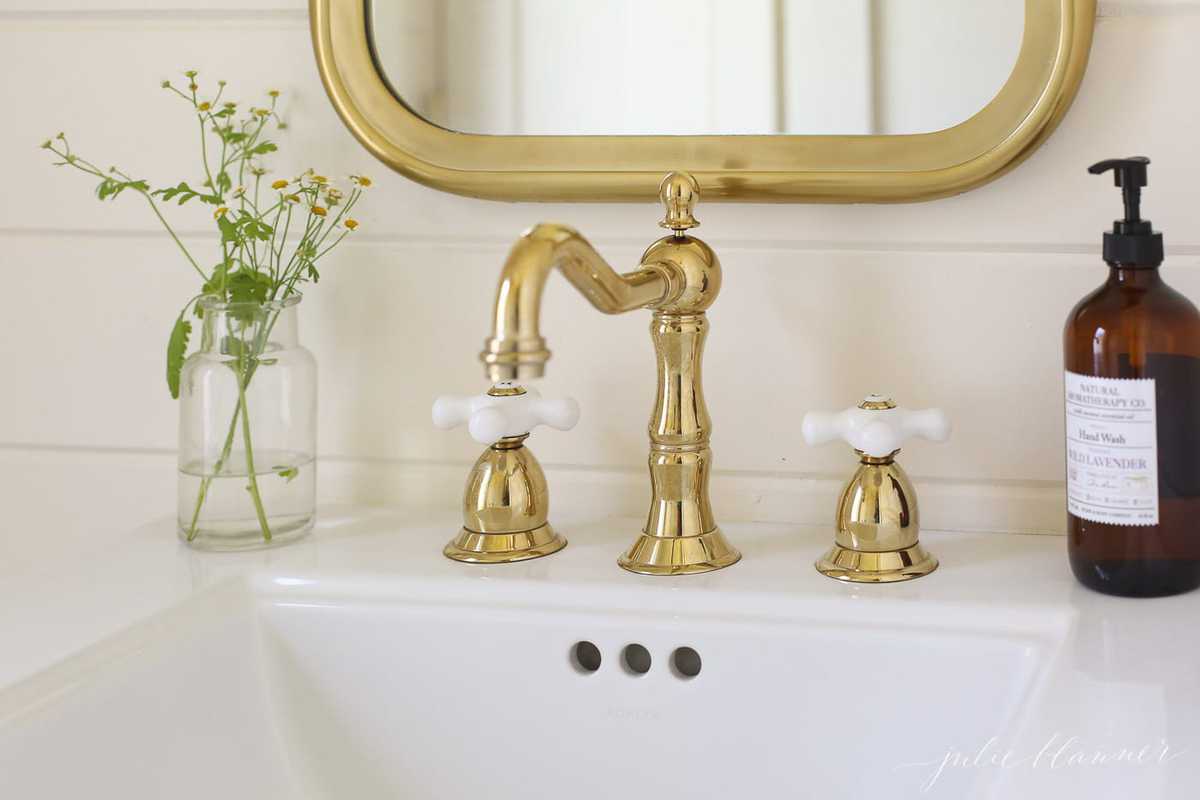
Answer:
xmin=43 ymin=71 xmax=370 ymax=545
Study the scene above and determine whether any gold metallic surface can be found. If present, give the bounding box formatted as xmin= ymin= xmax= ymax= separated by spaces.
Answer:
xmin=658 ymin=172 xmax=700 ymax=232
xmin=815 ymin=542 xmax=938 ymax=584
xmin=479 ymin=173 xmax=739 ymax=575
xmin=444 ymin=434 xmax=567 ymax=563
xmin=815 ymin=451 xmax=938 ymax=583
xmin=311 ymin=0 xmax=1095 ymax=202
xmin=480 ymin=225 xmax=673 ymax=382
xmin=486 ymin=383 xmax=526 ymax=397
xmin=618 ymin=530 xmax=742 ymax=576
xmin=444 ymin=523 xmax=567 ymax=564
xmin=858 ymin=395 xmax=897 ymax=410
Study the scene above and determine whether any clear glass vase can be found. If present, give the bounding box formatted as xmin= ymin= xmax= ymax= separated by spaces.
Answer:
xmin=177 ymin=295 xmax=317 ymax=550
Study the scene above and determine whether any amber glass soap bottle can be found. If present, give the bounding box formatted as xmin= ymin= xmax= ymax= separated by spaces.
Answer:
xmin=1064 ymin=157 xmax=1200 ymax=597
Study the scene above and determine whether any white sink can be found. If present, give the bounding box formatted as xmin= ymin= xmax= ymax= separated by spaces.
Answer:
xmin=1 ymin=513 xmax=1196 ymax=798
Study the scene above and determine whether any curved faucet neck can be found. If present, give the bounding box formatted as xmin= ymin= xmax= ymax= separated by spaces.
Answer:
xmin=480 ymin=223 xmax=678 ymax=381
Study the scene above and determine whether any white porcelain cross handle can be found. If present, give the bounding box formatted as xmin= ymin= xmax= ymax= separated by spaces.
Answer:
xmin=802 ymin=395 xmax=950 ymax=458
xmin=432 ymin=382 xmax=580 ymax=444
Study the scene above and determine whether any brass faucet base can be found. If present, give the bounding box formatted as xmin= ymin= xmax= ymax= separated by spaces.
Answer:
xmin=444 ymin=523 xmax=567 ymax=564
xmin=815 ymin=542 xmax=938 ymax=583
xmin=618 ymin=528 xmax=741 ymax=576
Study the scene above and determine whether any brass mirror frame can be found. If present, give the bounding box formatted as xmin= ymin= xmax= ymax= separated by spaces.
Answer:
xmin=311 ymin=0 xmax=1096 ymax=203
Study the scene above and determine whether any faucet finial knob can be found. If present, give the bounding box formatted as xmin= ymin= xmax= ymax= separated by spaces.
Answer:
xmin=659 ymin=171 xmax=700 ymax=233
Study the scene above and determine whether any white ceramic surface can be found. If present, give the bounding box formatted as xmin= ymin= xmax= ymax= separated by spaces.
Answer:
xmin=1 ymin=508 xmax=1197 ymax=799
xmin=802 ymin=396 xmax=951 ymax=458
xmin=432 ymin=383 xmax=580 ymax=443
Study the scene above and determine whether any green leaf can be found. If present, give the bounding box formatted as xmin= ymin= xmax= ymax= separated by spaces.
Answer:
xmin=273 ymin=465 xmax=299 ymax=482
xmin=247 ymin=218 xmax=273 ymax=241
xmin=226 ymin=269 xmax=271 ymax=305
xmin=153 ymin=181 xmax=219 ymax=206
xmin=153 ymin=181 xmax=189 ymax=202
xmin=217 ymin=214 xmax=240 ymax=244
xmin=167 ymin=315 xmax=192 ymax=399
xmin=95 ymin=177 xmax=148 ymax=202
xmin=248 ymin=141 xmax=277 ymax=156
xmin=202 ymin=259 xmax=231 ymax=296
xmin=216 ymin=170 xmax=232 ymax=195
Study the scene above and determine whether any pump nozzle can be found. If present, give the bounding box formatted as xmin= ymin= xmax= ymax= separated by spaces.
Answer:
xmin=1089 ymin=157 xmax=1149 ymax=226
xmin=1088 ymin=156 xmax=1162 ymax=268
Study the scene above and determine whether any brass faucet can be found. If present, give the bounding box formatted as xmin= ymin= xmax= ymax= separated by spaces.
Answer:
xmin=479 ymin=172 xmax=741 ymax=575
xmin=802 ymin=395 xmax=951 ymax=583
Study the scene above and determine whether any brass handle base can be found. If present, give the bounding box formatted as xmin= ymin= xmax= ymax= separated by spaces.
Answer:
xmin=444 ymin=523 xmax=567 ymax=564
xmin=618 ymin=528 xmax=741 ymax=576
xmin=815 ymin=542 xmax=938 ymax=584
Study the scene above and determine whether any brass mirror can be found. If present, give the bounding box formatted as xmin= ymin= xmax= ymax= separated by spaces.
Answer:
xmin=311 ymin=0 xmax=1096 ymax=202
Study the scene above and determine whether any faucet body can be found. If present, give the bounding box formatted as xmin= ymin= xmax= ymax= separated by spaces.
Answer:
xmin=479 ymin=174 xmax=741 ymax=575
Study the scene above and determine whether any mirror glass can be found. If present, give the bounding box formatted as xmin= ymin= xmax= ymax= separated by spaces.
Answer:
xmin=368 ymin=0 xmax=1024 ymax=136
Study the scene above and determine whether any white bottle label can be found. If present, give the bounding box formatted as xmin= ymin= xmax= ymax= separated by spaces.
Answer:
xmin=1064 ymin=371 xmax=1159 ymax=526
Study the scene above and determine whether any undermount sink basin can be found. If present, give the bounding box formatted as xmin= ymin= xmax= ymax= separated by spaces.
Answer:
xmin=1 ymin=514 xmax=1195 ymax=799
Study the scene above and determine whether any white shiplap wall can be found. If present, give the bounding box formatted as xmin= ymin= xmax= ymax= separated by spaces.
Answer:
xmin=2 ymin=1 xmax=1200 ymax=565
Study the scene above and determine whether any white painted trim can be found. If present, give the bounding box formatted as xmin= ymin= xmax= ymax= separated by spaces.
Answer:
xmin=0 ymin=446 xmax=1067 ymax=539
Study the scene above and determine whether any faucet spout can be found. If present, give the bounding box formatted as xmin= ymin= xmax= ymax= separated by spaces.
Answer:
xmin=480 ymin=223 xmax=673 ymax=381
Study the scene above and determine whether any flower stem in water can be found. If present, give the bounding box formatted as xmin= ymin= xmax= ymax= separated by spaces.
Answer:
xmin=237 ymin=366 xmax=272 ymax=542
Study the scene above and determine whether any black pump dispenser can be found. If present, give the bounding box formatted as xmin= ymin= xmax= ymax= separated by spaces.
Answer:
xmin=1088 ymin=156 xmax=1164 ymax=268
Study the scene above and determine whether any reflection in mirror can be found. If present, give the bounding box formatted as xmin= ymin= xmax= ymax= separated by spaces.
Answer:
xmin=369 ymin=0 xmax=1023 ymax=137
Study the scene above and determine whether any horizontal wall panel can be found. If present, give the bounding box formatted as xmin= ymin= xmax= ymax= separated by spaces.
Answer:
xmin=2 ymin=13 xmax=1200 ymax=250
xmin=5 ymin=235 xmax=1197 ymax=485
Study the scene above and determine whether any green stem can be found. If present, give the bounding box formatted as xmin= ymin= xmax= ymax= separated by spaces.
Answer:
xmin=198 ymin=115 xmax=217 ymax=199
xmin=141 ymin=192 xmax=209 ymax=281
xmin=237 ymin=357 xmax=272 ymax=542
xmin=185 ymin=401 xmax=241 ymax=541
xmin=45 ymin=144 xmax=207 ymax=282
xmin=186 ymin=307 xmax=282 ymax=541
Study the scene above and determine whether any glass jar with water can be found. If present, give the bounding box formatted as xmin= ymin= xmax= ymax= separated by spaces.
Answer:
xmin=177 ymin=294 xmax=316 ymax=550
